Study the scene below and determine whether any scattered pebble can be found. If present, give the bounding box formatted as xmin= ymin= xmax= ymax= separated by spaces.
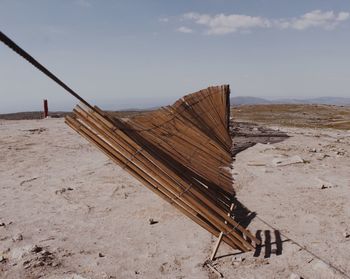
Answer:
xmin=12 ymin=233 xmax=23 ymax=242
xmin=316 ymin=154 xmax=330 ymax=160
xmin=55 ymin=187 xmax=73 ymax=194
xmin=55 ymin=188 xmax=67 ymax=194
xmin=343 ymin=232 xmax=350 ymax=238
xmin=99 ymin=252 xmax=105 ymax=258
xmin=232 ymin=256 xmax=245 ymax=265
xmin=148 ymin=218 xmax=158 ymax=225
xmin=31 ymin=245 xmax=43 ymax=253
xmin=317 ymin=179 xmax=335 ymax=190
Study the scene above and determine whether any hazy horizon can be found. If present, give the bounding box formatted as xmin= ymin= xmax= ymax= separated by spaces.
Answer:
xmin=1 ymin=94 xmax=349 ymax=114
xmin=1 ymin=0 xmax=350 ymax=113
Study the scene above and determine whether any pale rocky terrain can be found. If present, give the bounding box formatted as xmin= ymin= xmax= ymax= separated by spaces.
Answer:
xmin=0 ymin=117 xmax=349 ymax=279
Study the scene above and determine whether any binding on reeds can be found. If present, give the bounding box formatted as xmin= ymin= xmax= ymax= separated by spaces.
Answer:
xmin=65 ymin=85 xmax=260 ymax=251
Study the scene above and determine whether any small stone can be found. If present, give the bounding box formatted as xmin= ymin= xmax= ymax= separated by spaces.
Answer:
xmin=98 ymin=252 xmax=105 ymax=257
xmin=316 ymin=179 xmax=335 ymax=189
xmin=0 ymin=255 xmax=7 ymax=263
xmin=0 ymin=222 xmax=5 ymax=227
xmin=40 ymin=250 xmax=52 ymax=257
xmin=12 ymin=233 xmax=23 ymax=242
xmin=317 ymin=154 xmax=330 ymax=160
xmin=31 ymin=245 xmax=43 ymax=253
xmin=343 ymin=232 xmax=350 ymax=238
xmin=55 ymin=188 xmax=66 ymax=194
xmin=67 ymin=187 xmax=74 ymax=191
xmin=33 ymin=261 xmax=45 ymax=268
xmin=148 ymin=218 xmax=158 ymax=225
xmin=232 ymin=256 xmax=245 ymax=263
xmin=52 ymin=262 xmax=60 ymax=267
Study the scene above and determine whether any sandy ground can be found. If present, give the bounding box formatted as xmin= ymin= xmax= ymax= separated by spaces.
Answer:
xmin=0 ymin=118 xmax=349 ymax=279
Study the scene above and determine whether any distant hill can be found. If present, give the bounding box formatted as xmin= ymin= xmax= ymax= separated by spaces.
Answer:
xmin=276 ymin=97 xmax=350 ymax=106
xmin=231 ymin=96 xmax=350 ymax=106
xmin=230 ymin=97 xmax=272 ymax=105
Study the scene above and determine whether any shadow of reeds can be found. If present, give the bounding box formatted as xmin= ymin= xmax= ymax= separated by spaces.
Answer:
xmin=230 ymin=121 xmax=290 ymax=157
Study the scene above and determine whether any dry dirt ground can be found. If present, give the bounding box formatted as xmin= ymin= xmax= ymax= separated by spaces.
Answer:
xmin=0 ymin=107 xmax=349 ymax=278
xmin=232 ymin=104 xmax=350 ymax=130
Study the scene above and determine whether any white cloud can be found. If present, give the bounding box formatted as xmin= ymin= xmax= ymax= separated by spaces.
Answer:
xmin=337 ymin=12 xmax=350 ymax=21
xmin=277 ymin=10 xmax=350 ymax=30
xmin=177 ymin=26 xmax=194 ymax=33
xmin=181 ymin=10 xmax=349 ymax=35
xmin=184 ymin=12 xmax=270 ymax=35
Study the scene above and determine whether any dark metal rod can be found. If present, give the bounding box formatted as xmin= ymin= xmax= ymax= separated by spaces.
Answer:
xmin=0 ymin=30 xmax=95 ymax=111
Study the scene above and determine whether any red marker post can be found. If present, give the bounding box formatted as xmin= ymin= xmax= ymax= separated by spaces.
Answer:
xmin=43 ymin=99 xmax=48 ymax=118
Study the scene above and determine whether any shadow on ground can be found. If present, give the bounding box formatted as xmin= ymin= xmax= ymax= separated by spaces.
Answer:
xmin=217 ymin=121 xmax=291 ymax=259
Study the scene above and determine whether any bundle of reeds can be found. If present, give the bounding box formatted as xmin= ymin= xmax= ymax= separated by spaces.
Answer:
xmin=65 ymin=85 xmax=260 ymax=252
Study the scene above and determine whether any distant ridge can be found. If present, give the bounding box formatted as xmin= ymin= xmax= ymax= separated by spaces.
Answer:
xmin=231 ymin=96 xmax=350 ymax=106
xmin=230 ymin=96 xmax=272 ymax=105
xmin=1 ymin=97 xmax=349 ymax=118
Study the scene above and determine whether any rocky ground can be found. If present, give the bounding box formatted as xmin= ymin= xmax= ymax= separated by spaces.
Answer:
xmin=232 ymin=104 xmax=350 ymax=130
xmin=0 ymin=110 xmax=349 ymax=278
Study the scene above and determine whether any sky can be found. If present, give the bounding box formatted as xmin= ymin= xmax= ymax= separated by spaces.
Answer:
xmin=1 ymin=0 xmax=350 ymax=113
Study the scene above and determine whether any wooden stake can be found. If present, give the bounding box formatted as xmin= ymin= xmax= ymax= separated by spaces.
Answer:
xmin=210 ymin=203 xmax=235 ymax=261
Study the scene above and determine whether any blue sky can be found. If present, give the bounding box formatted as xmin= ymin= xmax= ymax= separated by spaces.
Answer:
xmin=1 ymin=0 xmax=350 ymax=113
